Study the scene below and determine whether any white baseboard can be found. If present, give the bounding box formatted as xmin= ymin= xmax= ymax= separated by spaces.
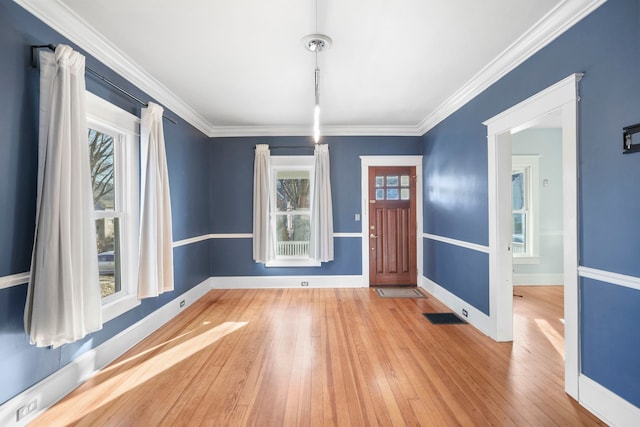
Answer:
xmin=512 ymin=273 xmax=564 ymax=285
xmin=579 ymin=374 xmax=640 ymax=427
xmin=419 ymin=275 xmax=492 ymax=337
xmin=210 ymin=275 xmax=365 ymax=289
xmin=0 ymin=278 xmax=212 ymax=427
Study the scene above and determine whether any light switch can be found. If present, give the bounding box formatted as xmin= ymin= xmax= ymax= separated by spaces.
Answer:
xmin=355 ymin=213 xmax=361 ymax=221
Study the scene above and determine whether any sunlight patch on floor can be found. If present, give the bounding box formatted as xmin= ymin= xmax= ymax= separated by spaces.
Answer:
xmin=100 ymin=322 xmax=213 ymax=374
xmin=46 ymin=321 xmax=247 ymax=424
xmin=534 ymin=318 xmax=564 ymax=359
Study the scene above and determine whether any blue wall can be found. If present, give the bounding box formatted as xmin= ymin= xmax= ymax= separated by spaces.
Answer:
xmin=422 ymin=0 xmax=640 ymax=407
xmin=3 ymin=0 xmax=639 ymax=414
xmin=209 ymin=136 xmax=422 ymax=277
xmin=0 ymin=0 xmax=211 ymax=405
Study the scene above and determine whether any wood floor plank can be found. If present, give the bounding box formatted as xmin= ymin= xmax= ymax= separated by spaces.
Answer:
xmin=31 ymin=286 xmax=606 ymax=426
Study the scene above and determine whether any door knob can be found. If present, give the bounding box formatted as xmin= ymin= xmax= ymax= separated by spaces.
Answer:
xmin=370 ymin=233 xmax=378 ymax=238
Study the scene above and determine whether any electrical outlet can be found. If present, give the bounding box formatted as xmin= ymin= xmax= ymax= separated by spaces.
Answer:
xmin=462 ymin=309 xmax=468 ymax=318
xmin=16 ymin=399 xmax=37 ymax=421
xmin=180 ymin=300 xmax=185 ymax=308
xmin=301 ymin=281 xmax=309 ymax=287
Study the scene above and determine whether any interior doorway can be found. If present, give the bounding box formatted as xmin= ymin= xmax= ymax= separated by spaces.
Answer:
xmin=511 ymin=125 xmax=565 ymax=288
xmin=483 ymin=73 xmax=581 ymax=399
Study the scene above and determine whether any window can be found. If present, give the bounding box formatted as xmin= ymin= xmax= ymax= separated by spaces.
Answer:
xmin=86 ymin=92 xmax=140 ymax=322
xmin=512 ymin=155 xmax=539 ymax=260
xmin=375 ymin=174 xmax=411 ymax=200
xmin=267 ymin=156 xmax=319 ymax=267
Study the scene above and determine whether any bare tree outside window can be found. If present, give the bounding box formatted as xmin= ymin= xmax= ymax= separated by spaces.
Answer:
xmin=88 ymin=129 xmax=114 ymax=210
xmin=88 ymin=128 xmax=119 ymax=297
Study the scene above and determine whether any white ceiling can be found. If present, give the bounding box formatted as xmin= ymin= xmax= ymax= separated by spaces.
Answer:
xmin=18 ymin=0 xmax=604 ymax=137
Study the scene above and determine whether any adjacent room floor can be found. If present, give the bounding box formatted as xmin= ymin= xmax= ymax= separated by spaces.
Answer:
xmin=31 ymin=286 xmax=604 ymax=426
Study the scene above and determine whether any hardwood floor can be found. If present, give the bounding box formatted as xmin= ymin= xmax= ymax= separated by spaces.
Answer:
xmin=32 ymin=286 xmax=604 ymax=426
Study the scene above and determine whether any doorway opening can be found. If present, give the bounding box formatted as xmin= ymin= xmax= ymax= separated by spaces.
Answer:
xmin=483 ymin=73 xmax=581 ymax=399
xmin=360 ymin=156 xmax=423 ymax=288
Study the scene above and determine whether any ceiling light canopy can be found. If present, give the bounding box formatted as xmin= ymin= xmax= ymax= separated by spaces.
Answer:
xmin=302 ymin=34 xmax=332 ymax=53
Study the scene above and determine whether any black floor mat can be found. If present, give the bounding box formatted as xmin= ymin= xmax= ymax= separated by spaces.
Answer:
xmin=423 ymin=312 xmax=467 ymax=324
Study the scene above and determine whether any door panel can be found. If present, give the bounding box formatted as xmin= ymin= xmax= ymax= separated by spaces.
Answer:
xmin=369 ymin=166 xmax=417 ymax=286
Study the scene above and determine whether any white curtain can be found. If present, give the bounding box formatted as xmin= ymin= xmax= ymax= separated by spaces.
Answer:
xmin=310 ymin=144 xmax=334 ymax=262
xmin=252 ymin=144 xmax=271 ymax=262
xmin=138 ymin=102 xmax=174 ymax=299
xmin=24 ymin=45 xmax=102 ymax=348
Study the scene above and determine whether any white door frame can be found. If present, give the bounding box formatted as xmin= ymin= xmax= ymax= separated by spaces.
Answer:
xmin=483 ymin=73 xmax=582 ymax=398
xmin=360 ymin=156 xmax=423 ymax=287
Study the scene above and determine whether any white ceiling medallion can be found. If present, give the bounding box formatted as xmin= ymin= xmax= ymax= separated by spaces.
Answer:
xmin=302 ymin=34 xmax=332 ymax=53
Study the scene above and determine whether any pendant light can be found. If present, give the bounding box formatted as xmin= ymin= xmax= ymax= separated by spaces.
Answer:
xmin=302 ymin=2 xmax=331 ymax=144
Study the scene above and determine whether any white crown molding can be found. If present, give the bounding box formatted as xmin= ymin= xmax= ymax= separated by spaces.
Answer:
xmin=210 ymin=124 xmax=422 ymax=138
xmin=14 ymin=0 xmax=214 ymax=136
xmin=15 ymin=0 xmax=605 ymax=138
xmin=416 ymin=0 xmax=607 ymax=135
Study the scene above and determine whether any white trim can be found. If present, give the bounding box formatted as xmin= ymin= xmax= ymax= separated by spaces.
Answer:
xmin=13 ymin=0 xmax=605 ymax=138
xmin=417 ymin=0 xmax=606 ymax=135
xmin=210 ymin=275 xmax=365 ymax=289
xmin=172 ymin=234 xmax=214 ymax=247
xmin=419 ymin=275 xmax=492 ymax=337
xmin=333 ymin=232 xmax=361 ymax=238
xmin=512 ymin=273 xmax=564 ymax=286
xmin=578 ymin=267 xmax=640 ymax=292
xmin=86 ymin=91 xmax=140 ymax=323
xmin=423 ymin=233 xmax=489 ymax=254
xmin=0 ymin=272 xmax=30 ymax=290
xmin=0 ymin=278 xmax=212 ymax=427
xmin=211 ymin=124 xmax=422 ymax=138
xmin=1 ymin=232 xmax=364 ymax=290
xmin=210 ymin=233 xmax=253 ymax=239
xmin=512 ymin=155 xmax=541 ymax=258
xmin=85 ymin=92 xmax=140 ymax=133
xmin=484 ymin=73 xmax=581 ymax=399
xmin=579 ymin=375 xmax=640 ymax=427
xmin=265 ymin=260 xmax=321 ymax=268
xmin=360 ymin=156 xmax=423 ymax=287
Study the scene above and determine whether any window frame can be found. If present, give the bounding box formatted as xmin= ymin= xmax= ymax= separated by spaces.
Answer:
xmin=86 ymin=92 xmax=141 ymax=322
xmin=512 ymin=155 xmax=540 ymax=263
xmin=266 ymin=155 xmax=320 ymax=267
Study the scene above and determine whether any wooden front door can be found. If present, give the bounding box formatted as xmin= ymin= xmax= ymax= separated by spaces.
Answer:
xmin=368 ymin=166 xmax=417 ymax=286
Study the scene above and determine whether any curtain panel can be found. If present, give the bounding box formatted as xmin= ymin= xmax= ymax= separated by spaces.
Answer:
xmin=310 ymin=144 xmax=334 ymax=262
xmin=138 ymin=102 xmax=174 ymax=299
xmin=252 ymin=144 xmax=271 ymax=262
xmin=24 ymin=45 xmax=102 ymax=347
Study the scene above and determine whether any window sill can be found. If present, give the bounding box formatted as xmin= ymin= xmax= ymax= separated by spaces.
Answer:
xmin=102 ymin=293 xmax=140 ymax=323
xmin=513 ymin=256 xmax=540 ymax=265
xmin=265 ymin=259 xmax=321 ymax=268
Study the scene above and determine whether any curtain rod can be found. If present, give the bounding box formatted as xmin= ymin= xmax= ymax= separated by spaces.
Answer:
xmin=31 ymin=44 xmax=177 ymax=125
